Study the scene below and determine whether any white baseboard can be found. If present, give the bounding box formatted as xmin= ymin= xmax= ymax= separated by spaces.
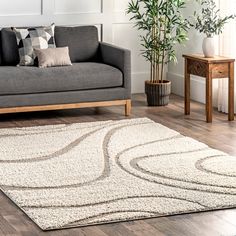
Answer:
xmin=132 ymin=71 xmax=207 ymax=101
xmin=131 ymin=72 xmax=149 ymax=94
xmin=167 ymin=72 xmax=219 ymax=106
xmin=132 ymin=71 xmax=218 ymax=107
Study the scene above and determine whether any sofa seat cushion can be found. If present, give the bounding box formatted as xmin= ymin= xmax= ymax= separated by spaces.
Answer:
xmin=0 ymin=63 xmax=123 ymax=95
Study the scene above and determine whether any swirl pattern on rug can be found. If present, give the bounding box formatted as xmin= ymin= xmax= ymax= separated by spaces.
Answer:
xmin=0 ymin=118 xmax=236 ymax=230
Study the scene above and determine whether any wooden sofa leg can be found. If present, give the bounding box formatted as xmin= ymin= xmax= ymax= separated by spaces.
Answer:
xmin=125 ymin=99 xmax=131 ymax=116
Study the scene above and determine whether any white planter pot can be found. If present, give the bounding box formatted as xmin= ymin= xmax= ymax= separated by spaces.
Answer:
xmin=202 ymin=37 xmax=216 ymax=58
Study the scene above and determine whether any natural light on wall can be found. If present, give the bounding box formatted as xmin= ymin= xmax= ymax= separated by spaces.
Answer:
xmin=218 ymin=0 xmax=236 ymax=113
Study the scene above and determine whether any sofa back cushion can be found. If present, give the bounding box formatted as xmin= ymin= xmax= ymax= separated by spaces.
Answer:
xmin=1 ymin=28 xmax=19 ymax=65
xmin=55 ymin=26 xmax=99 ymax=62
xmin=0 ymin=25 xmax=99 ymax=65
xmin=0 ymin=31 xmax=2 ymax=65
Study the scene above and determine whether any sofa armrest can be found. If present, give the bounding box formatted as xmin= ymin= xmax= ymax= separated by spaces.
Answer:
xmin=99 ymin=42 xmax=131 ymax=92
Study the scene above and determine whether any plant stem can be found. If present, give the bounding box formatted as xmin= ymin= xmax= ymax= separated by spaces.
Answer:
xmin=161 ymin=1 xmax=168 ymax=82
xmin=153 ymin=25 xmax=156 ymax=83
xmin=156 ymin=0 xmax=159 ymax=83
xmin=150 ymin=59 xmax=153 ymax=82
xmin=155 ymin=20 xmax=158 ymax=82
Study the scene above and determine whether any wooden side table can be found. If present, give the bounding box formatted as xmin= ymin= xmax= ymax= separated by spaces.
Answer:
xmin=183 ymin=54 xmax=235 ymax=123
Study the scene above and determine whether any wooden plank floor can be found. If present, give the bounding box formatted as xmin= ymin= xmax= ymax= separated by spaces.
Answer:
xmin=0 ymin=94 xmax=236 ymax=236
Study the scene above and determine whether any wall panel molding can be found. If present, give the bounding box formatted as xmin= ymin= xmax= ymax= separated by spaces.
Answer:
xmin=54 ymin=0 xmax=102 ymax=15
xmin=0 ymin=0 xmax=42 ymax=16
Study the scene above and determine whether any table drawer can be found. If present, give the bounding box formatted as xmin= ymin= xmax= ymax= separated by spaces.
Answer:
xmin=212 ymin=64 xmax=228 ymax=78
xmin=187 ymin=59 xmax=207 ymax=77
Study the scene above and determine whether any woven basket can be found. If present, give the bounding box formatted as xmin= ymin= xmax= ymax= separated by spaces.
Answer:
xmin=145 ymin=80 xmax=171 ymax=106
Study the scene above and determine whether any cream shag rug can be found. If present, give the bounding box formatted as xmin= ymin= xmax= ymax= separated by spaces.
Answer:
xmin=0 ymin=118 xmax=236 ymax=230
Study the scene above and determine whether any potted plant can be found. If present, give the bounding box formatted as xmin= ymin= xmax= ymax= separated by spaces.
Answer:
xmin=191 ymin=0 xmax=235 ymax=58
xmin=127 ymin=0 xmax=189 ymax=106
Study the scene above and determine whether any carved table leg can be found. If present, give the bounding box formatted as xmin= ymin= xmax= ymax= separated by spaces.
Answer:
xmin=206 ymin=65 xmax=213 ymax=123
xmin=228 ymin=62 xmax=235 ymax=121
xmin=185 ymin=59 xmax=190 ymax=115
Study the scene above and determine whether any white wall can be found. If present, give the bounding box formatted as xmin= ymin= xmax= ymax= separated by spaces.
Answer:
xmin=167 ymin=1 xmax=219 ymax=106
xmin=0 ymin=0 xmax=149 ymax=94
xmin=1 ymin=0 xmax=222 ymax=100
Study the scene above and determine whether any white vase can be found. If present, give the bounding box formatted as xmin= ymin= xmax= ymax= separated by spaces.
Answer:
xmin=202 ymin=37 xmax=216 ymax=58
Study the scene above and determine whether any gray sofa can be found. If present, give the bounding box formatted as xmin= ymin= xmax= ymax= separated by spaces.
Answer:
xmin=0 ymin=26 xmax=131 ymax=115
